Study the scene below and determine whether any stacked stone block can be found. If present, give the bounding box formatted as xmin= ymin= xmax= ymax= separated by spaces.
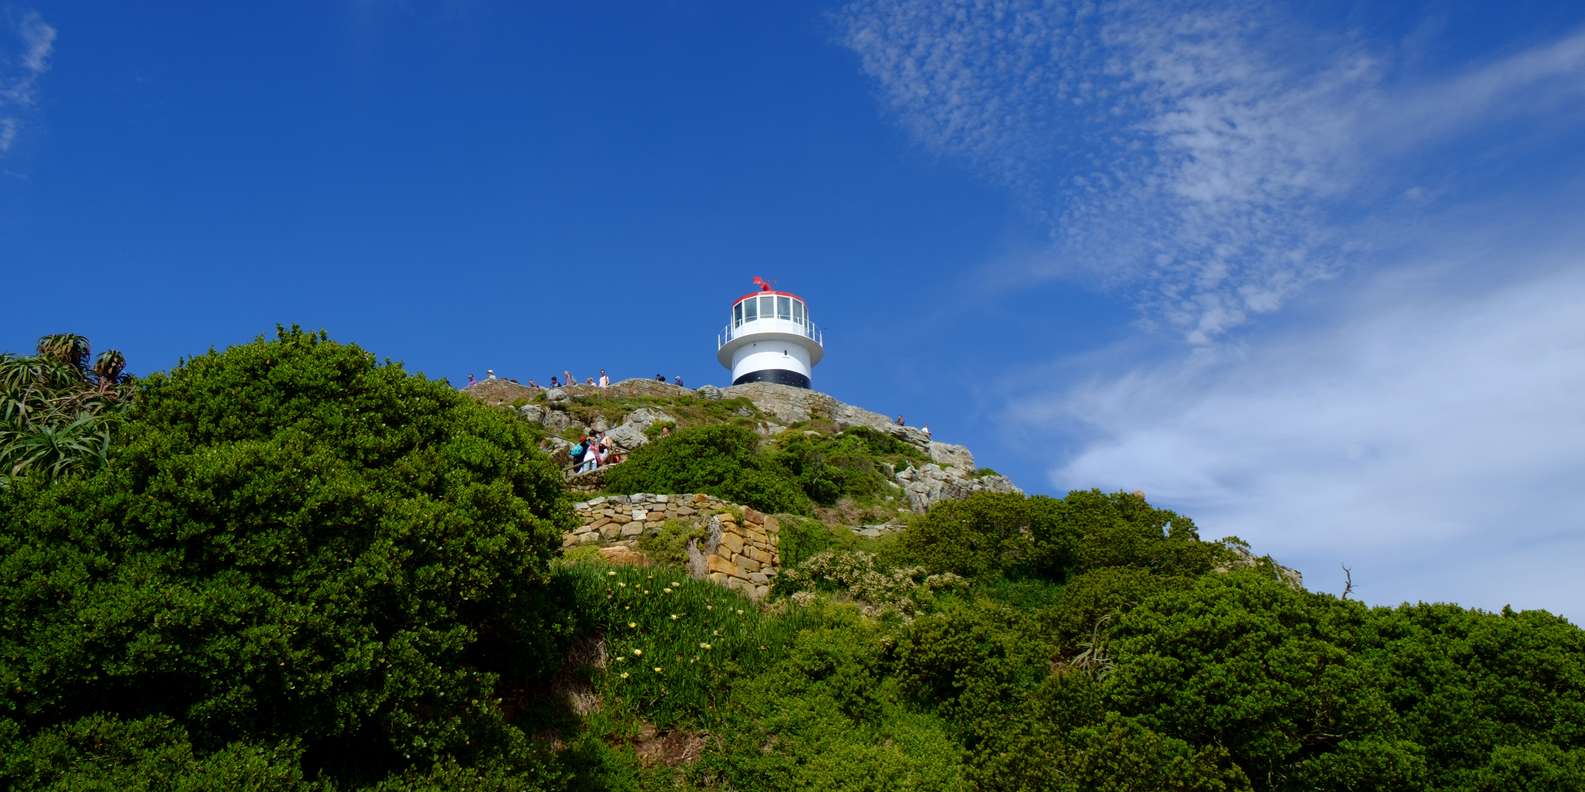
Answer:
xmin=569 ymin=493 xmax=780 ymax=599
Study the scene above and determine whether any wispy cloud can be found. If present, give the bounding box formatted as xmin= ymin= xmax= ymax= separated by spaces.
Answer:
xmin=1009 ymin=225 xmax=1585 ymax=620
xmin=1 ymin=9 xmax=56 ymax=156
xmin=841 ymin=2 xmax=1585 ymax=620
xmin=837 ymin=1 xmax=1585 ymax=343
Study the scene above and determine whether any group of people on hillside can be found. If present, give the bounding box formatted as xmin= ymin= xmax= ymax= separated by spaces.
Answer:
xmin=467 ymin=367 xmax=670 ymax=391
xmin=570 ymin=431 xmax=620 ymax=473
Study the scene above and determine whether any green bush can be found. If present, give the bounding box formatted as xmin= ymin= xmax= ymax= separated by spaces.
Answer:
xmin=776 ymin=550 xmax=966 ymax=619
xmin=694 ymin=616 xmax=970 ymax=791
xmin=635 ymin=518 xmax=707 ymax=567
xmin=902 ymin=490 xmax=1217 ymax=583
xmin=1047 ymin=566 xmax=1186 ymax=644
xmin=1103 ymin=572 xmax=1396 ymax=788
xmin=900 ymin=492 xmax=1055 ymax=579
xmin=1 ymin=714 xmax=317 ymax=791
xmin=0 ymin=328 xmax=572 ymax=787
xmin=893 ymin=600 xmax=1059 ymax=739
xmin=776 ymin=513 xmax=902 ymax=570
xmin=604 ymin=424 xmax=812 ymax=515
xmin=768 ymin=426 xmax=923 ymax=506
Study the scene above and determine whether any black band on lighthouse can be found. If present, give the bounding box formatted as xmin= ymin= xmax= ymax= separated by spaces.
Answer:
xmin=732 ymin=368 xmax=810 ymax=389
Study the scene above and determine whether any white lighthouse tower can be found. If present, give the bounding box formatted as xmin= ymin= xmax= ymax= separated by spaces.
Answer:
xmin=716 ymin=277 xmax=824 ymax=388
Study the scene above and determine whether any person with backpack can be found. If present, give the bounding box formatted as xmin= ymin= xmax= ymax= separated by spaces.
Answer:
xmin=569 ymin=437 xmax=587 ymax=470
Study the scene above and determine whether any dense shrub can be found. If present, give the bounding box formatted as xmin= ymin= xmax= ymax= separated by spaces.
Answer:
xmin=776 ymin=550 xmax=966 ymax=618
xmin=1104 ymin=572 xmax=1401 ymax=789
xmin=1 ymin=714 xmax=316 ymax=791
xmin=604 ymin=424 xmax=813 ymax=515
xmin=902 ymin=489 xmax=1218 ymax=583
xmin=894 ymin=600 xmax=1058 ymax=740
xmin=1363 ymin=602 xmax=1585 ymax=789
xmin=900 ymin=492 xmax=1054 ymax=579
xmin=768 ymin=426 xmax=923 ymax=506
xmin=695 ymin=615 xmax=970 ymax=791
xmin=0 ymin=328 xmax=572 ymax=787
xmin=1047 ymin=566 xmax=1188 ymax=644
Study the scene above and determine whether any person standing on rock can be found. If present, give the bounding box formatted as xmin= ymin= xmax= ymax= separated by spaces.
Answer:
xmin=655 ymin=373 xmax=665 ymax=382
xmin=466 ymin=373 xmax=476 ymax=387
xmin=486 ymin=369 xmax=497 ymax=381
xmin=895 ymin=415 xmax=905 ymax=426
xmin=673 ymin=375 xmax=684 ymax=387
xmin=599 ymin=369 xmax=610 ymax=388
xmin=564 ymin=370 xmax=575 ymax=388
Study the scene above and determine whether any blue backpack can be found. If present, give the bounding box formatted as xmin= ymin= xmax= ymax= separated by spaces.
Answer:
xmin=570 ymin=443 xmax=585 ymax=461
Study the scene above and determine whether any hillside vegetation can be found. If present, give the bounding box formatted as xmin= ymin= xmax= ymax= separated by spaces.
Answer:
xmin=2 ymin=329 xmax=1581 ymax=791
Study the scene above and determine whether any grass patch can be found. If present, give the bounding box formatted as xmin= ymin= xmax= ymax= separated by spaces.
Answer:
xmin=558 ymin=562 xmax=830 ymax=728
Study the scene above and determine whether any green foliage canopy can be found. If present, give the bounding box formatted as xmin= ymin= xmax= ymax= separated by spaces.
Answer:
xmin=604 ymin=424 xmax=813 ymax=515
xmin=0 ymin=328 xmax=571 ymax=786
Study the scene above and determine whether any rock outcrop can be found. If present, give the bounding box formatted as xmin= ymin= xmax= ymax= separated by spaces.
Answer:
xmin=605 ymin=407 xmax=674 ymax=450
xmin=493 ymin=379 xmax=1023 ymax=513
xmin=721 ymin=382 xmax=1021 ymax=511
xmin=895 ymin=463 xmax=1021 ymax=512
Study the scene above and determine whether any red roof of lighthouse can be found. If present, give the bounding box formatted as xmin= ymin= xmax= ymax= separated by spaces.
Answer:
xmin=734 ymin=276 xmax=805 ymax=305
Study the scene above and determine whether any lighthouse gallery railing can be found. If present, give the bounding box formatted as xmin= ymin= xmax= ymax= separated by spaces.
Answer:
xmin=718 ymin=321 xmax=823 ymax=350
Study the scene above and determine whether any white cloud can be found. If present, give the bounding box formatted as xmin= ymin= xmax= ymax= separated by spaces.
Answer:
xmin=841 ymin=1 xmax=1585 ymax=621
xmin=837 ymin=1 xmax=1585 ymax=343
xmin=1 ymin=9 xmax=56 ymax=155
xmin=1010 ymin=234 xmax=1585 ymax=622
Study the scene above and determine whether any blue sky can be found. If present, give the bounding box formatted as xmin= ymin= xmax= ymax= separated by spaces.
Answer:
xmin=4 ymin=1 xmax=1584 ymax=621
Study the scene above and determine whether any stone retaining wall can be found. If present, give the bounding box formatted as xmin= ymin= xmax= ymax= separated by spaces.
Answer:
xmin=569 ymin=493 xmax=780 ymax=599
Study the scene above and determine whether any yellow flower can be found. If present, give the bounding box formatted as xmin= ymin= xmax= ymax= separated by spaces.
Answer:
xmin=619 ymin=672 xmax=629 ymax=679
xmin=653 ymin=667 xmax=663 ymax=673
xmin=706 ymin=605 xmax=713 ymax=611
xmin=627 ymin=621 xmax=637 ymax=629
xmin=618 ymin=582 xmax=627 ymax=588
xmin=670 ymin=614 xmax=679 ymax=621
xmin=735 ymin=609 xmax=744 ymax=615
xmin=606 ymin=571 xmax=616 ymax=577
xmin=698 ymin=642 xmax=712 ymax=650
xmin=632 ymin=648 xmax=643 ymax=656
xmin=616 ymin=656 xmax=626 ymax=663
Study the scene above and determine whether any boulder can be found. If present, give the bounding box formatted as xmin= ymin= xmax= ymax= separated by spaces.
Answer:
xmin=544 ymin=387 xmax=569 ymax=405
xmin=696 ymin=384 xmax=723 ymax=400
xmin=927 ymin=442 xmax=976 ymax=472
xmin=518 ymin=403 xmax=547 ymax=424
xmin=606 ymin=407 xmax=675 ymax=450
xmin=894 ymin=462 xmax=1022 ymax=512
xmin=541 ymin=409 xmax=583 ymax=436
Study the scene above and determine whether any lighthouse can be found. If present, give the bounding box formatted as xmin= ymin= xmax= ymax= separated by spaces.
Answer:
xmin=716 ymin=277 xmax=824 ymax=388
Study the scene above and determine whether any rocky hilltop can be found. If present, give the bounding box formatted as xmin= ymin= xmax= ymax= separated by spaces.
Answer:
xmin=465 ymin=378 xmax=1022 ymax=515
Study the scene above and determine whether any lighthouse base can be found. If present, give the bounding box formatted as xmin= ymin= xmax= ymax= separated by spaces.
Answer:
xmin=732 ymin=368 xmax=810 ymax=389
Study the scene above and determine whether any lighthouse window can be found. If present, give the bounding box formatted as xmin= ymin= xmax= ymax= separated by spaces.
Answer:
xmin=734 ymin=302 xmax=743 ymax=327
xmin=744 ymin=298 xmax=758 ymax=321
xmin=777 ymin=296 xmax=791 ymax=320
xmin=760 ymin=296 xmax=774 ymax=319
xmin=793 ymin=300 xmax=804 ymax=325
